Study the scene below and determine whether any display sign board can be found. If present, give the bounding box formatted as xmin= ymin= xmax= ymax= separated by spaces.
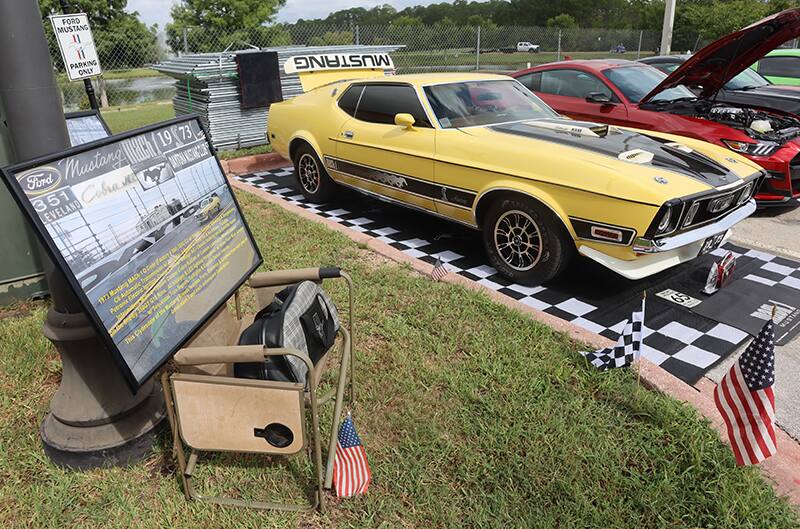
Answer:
xmin=50 ymin=14 xmax=102 ymax=81
xmin=283 ymin=53 xmax=394 ymax=74
xmin=65 ymin=110 xmax=112 ymax=146
xmin=1 ymin=117 xmax=262 ymax=389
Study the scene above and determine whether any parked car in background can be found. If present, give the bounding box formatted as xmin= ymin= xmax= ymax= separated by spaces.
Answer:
xmin=512 ymin=8 xmax=800 ymax=205
xmin=752 ymin=48 xmax=800 ymax=86
xmin=269 ymin=64 xmax=761 ymax=285
xmin=194 ymin=194 xmax=221 ymax=223
xmin=640 ymin=54 xmax=800 ymax=116
xmin=501 ymin=42 xmax=540 ymax=53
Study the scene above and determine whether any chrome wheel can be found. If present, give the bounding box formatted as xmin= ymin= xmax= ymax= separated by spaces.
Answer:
xmin=493 ymin=209 xmax=542 ymax=271
xmin=298 ymin=153 xmax=320 ymax=194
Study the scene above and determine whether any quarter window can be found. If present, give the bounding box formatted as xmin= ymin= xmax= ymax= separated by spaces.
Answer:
xmin=515 ymin=72 xmax=542 ymax=91
xmin=537 ymin=69 xmax=615 ymax=100
xmin=355 ymin=84 xmax=432 ymax=127
xmin=758 ymin=56 xmax=800 ymax=78
xmin=337 ymin=85 xmax=363 ymax=117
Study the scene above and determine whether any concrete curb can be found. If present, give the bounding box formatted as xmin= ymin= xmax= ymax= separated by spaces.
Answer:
xmin=229 ymin=176 xmax=800 ymax=505
xmin=222 ymin=152 xmax=288 ymax=175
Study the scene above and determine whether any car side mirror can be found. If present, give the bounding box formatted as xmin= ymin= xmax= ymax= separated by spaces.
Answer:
xmin=394 ymin=113 xmax=416 ymax=129
xmin=586 ymin=92 xmax=614 ymax=105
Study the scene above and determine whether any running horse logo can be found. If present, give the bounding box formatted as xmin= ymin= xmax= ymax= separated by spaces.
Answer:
xmin=141 ymin=163 xmax=166 ymax=186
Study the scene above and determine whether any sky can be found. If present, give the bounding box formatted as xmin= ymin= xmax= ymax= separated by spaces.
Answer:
xmin=126 ymin=0 xmax=445 ymax=30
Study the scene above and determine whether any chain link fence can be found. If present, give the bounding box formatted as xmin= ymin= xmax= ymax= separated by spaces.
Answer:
xmin=54 ymin=23 xmax=661 ymax=114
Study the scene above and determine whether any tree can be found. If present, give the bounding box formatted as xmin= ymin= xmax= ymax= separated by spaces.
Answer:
xmin=394 ymin=15 xmax=424 ymax=26
xmin=169 ymin=0 xmax=285 ymax=32
xmin=547 ymin=14 xmax=578 ymax=29
xmin=39 ymin=0 xmax=158 ymax=69
xmin=166 ymin=0 xmax=288 ymax=53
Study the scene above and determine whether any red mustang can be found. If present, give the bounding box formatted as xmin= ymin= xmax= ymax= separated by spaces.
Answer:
xmin=512 ymin=9 xmax=800 ymax=205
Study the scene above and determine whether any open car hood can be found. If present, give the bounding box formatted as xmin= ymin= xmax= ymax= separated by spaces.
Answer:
xmin=641 ymin=8 xmax=800 ymax=103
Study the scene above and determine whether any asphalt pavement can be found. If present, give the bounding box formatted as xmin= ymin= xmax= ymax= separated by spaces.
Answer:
xmin=711 ymin=202 xmax=800 ymax=442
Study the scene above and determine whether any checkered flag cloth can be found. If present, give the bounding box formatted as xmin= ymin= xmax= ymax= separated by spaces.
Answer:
xmin=581 ymin=297 xmax=645 ymax=371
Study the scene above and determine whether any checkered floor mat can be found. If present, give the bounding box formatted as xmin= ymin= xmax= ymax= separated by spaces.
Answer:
xmin=234 ymin=168 xmax=800 ymax=384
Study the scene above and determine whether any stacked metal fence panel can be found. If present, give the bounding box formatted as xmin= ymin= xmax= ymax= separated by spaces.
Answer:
xmin=154 ymin=45 xmax=402 ymax=151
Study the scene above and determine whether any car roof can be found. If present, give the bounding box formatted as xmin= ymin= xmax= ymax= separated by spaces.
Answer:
xmin=345 ymin=72 xmax=511 ymax=86
xmin=514 ymin=59 xmax=646 ymax=74
xmin=639 ymin=55 xmax=691 ymax=63
xmin=764 ymin=48 xmax=800 ymax=57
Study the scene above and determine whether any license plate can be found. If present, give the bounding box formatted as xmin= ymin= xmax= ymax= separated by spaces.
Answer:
xmin=699 ymin=232 xmax=726 ymax=256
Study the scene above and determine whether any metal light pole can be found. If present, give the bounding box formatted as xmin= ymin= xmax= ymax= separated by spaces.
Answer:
xmin=660 ymin=0 xmax=677 ymax=55
xmin=0 ymin=0 xmax=164 ymax=469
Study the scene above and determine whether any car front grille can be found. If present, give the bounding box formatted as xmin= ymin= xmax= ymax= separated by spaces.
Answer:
xmin=791 ymin=154 xmax=800 ymax=188
xmin=681 ymin=184 xmax=753 ymax=230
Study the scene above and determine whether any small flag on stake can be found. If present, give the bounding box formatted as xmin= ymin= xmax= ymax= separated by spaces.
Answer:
xmin=431 ymin=256 xmax=448 ymax=282
xmin=581 ymin=296 xmax=645 ymax=371
xmin=333 ymin=412 xmax=372 ymax=497
xmin=714 ymin=315 xmax=777 ymax=466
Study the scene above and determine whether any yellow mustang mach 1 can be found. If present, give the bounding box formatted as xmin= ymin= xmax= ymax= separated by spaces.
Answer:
xmin=268 ymin=59 xmax=763 ymax=285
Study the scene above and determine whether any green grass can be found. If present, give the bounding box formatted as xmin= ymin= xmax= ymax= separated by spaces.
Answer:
xmin=101 ymin=101 xmax=175 ymax=134
xmin=217 ymin=144 xmax=273 ymax=160
xmin=100 ymin=102 xmax=273 ymax=159
xmin=0 ymin=190 xmax=797 ymax=528
xmin=394 ymin=50 xmax=655 ymax=71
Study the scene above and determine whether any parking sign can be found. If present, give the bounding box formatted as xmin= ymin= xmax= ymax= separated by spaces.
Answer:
xmin=50 ymin=14 xmax=102 ymax=81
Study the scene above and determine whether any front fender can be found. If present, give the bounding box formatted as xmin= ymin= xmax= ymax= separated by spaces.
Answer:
xmin=474 ymin=180 xmax=575 ymax=238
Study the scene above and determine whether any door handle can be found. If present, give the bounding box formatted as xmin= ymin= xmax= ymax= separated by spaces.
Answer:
xmin=343 ymin=131 xmax=354 ymax=139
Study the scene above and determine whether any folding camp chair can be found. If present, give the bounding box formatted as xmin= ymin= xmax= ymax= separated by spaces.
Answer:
xmin=161 ymin=267 xmax=354 ymax=512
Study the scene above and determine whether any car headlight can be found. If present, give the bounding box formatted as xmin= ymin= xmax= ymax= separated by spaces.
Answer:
xmin=683 ymin=201 xmax=700 ymax=227
xmin=656 ymin=207 xmax=672 ymax=233
xmin=738 ymin=182 xmax=754 ymax=204
xmin=722 ymin=139 xmax=779 ymax=157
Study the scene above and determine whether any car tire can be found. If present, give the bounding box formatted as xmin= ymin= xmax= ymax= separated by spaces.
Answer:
xmin=293 ymin=144 xmax=337 ymax=203
xmin=482 ymin=197 xmax=574 ymax=286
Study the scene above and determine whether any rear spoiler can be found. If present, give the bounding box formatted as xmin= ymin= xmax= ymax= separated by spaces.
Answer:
xmin=284 ymin=53 xmax=395 ymax=92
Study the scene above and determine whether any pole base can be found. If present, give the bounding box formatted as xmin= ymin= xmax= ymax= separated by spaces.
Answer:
xmin=40 ymin=381 xmax=166 ymax=470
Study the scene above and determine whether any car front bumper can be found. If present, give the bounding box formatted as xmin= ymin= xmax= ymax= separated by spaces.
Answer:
xmin=578 ymin=199 xmax=756 ymax=280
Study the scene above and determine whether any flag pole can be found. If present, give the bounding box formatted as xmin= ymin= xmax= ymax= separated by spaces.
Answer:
xmin=637 ymin=291 xmax=646 ymax=390
xmin=771 ymin=304 xmax=777 ymax=321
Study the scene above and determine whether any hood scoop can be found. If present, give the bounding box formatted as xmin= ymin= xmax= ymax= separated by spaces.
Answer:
xmin=618 ymin=149 xmax=655 ymax=164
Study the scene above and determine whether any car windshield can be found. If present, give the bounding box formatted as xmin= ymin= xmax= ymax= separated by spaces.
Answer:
xmin=654 ymin=61 xmax=770 ymax=90
xmin=724 ymin=68 xmax=770 ymax=90
xmin=602 ymin=65 xmax=696 ymax=103
xmin=423 ymin=80 xmax=557 ymax=128
xmin=200 ymin=198 xmax=210 ymax=207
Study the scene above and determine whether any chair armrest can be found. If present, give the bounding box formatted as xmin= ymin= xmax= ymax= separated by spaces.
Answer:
xmin=264 ymin=347 xmax=314 ymax=373
xmin=173 ymin=345 xmax=264 ymax=366
xmin=173 ymin=345 xmax=314 ymax=372
xmin=249 ymin=267 xmax=341 ymax=288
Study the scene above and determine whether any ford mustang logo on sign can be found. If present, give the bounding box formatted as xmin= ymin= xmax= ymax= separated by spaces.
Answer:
xmin=267 ymin=55 xmax=763 ymax=285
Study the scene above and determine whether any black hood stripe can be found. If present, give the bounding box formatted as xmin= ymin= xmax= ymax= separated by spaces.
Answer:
xmin=490 ymin=119 xmax=737 ymax=188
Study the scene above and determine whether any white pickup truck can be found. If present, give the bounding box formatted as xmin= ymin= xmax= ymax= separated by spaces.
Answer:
xmin=501 ymin=42 xmax=540 ymax=53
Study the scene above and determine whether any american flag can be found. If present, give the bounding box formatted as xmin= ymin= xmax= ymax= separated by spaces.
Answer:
xmin=333 ymin=413 xmax=371 ymax=497
xmin=714 ymin=319 xmax=777 ymax=466
xmin=581 ymin=297 xmax=644 ymax=371
xmin=431 ymin=257 xmax=448 ymax=281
